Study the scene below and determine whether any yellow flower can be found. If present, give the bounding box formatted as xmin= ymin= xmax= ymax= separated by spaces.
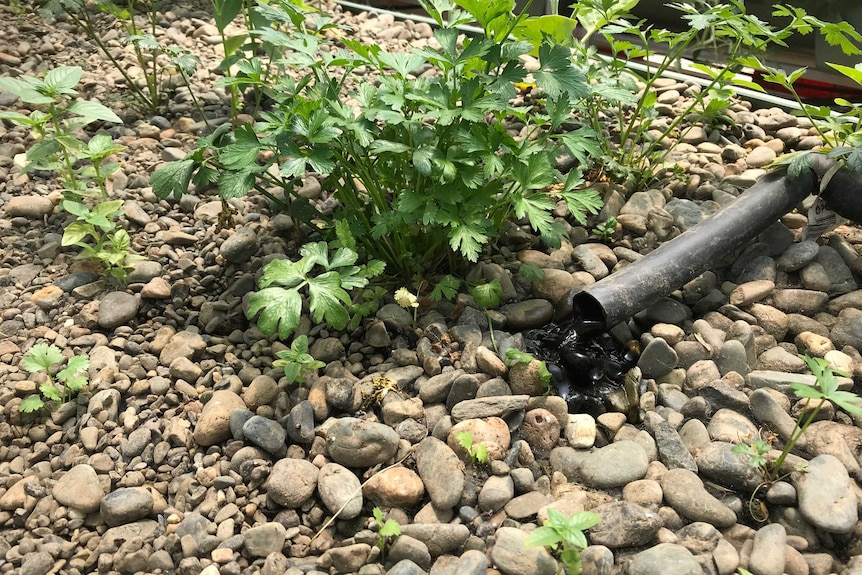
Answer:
xmin=394 ymin=287 xmax=419 ymax=309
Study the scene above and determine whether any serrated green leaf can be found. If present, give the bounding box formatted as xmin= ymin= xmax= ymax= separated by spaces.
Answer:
xmin=307 ymin=271 xmax=351 ymax=330
xmin=19 ymin=395 xmax=46 ymax=413
xmin=559 ymin=187 xmax=603 ymax=226
xmin=470 ymin=279 xmax=502 ymax=309
xmin=379 ymin=519 xmax=401 ymax=538
xmin=449 ymin=221 xmax=488 ymax=262
xmin=534 ymin=42 xmax=589 ymax=100
xmin=429 ymin=275 xmax=458 ymax=302
xmin=519 ymin=263 xmax=545 ymax=282
xmin=364 ymin=260 xmax=386 ymax=279
xmin=57 ymin=355 xmax=89 ymax=381
xmin=259 ymin=258 xmax=309 ymax=288
xmin=218 ymin=167 xmax=259 ymax=199
xmin=40 ymin=382 xmax=62 ymax=403
xmin=827 ymin=62 xmax=862 ymax=87
xmin=335 ymin=220 xmax=357 ymax=250
xmin=455 ymin=431 xmax=474 ymax=451
xmin=151 ymin=159 xmax=196 ymax=200
xmin=22 ymin=343 xmax=64 ymax=373
xmin=63 ymin=375 xmax=88 ymax=392
xmin=246 ymin=287 xmax=303 ymax=340
xmin=473 ymin=443 xmax=488 ymax=463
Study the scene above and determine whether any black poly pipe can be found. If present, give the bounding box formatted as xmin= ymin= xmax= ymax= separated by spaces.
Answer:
xmin=572 ymin=162 xmax=862 ymax=330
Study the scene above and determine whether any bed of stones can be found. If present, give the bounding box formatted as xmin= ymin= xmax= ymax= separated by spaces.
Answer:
xmin=1 ymin=2 xmax=862 ymax=575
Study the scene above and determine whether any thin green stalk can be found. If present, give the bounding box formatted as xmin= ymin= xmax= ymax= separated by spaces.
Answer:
xmin=68 ymin=10 xmax=155 ymax=110
xmin=770 ymin=402 xmax=822 ymax=479
xmin=47 ymin=103 xmax=78 ymax=190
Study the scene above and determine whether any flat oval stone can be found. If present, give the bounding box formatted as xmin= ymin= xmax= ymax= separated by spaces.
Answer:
xmin=500 ymin=299 xmax=554 ymax=330
xmin=317 ymin=463 xmax=362 ymax=519
xmin=101 ymin=487 xmax=154 ymax=527
xmin=266 ymin=458 xmax=318 ymax=508
xmin=589 ymin=501 xmax=662 ymax=548
xmin=796 ymin=454 xmax=858 ymax=534
xmin=326 ymin=417 xmax=400 ymax=467
xmin=416 ymin=437 xmax=465 ymax=509
xmin=660 ymin=468 xmax=737 ymax=528
xmin=580 ymin=441 xmax=649 ymax=489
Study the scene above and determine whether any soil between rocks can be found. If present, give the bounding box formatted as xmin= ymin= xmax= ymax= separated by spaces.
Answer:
xmin=1 ymin=3 xmax=862 ymax=575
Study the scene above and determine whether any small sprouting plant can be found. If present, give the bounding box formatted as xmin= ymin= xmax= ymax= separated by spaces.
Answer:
xmin=272 ymin=335 xmax=325 ymax=385
xmin=372 ymin=506 xmax=401 ymax=560
xmin=0 ymin=66 xmax=122 ymax=198
xmin=734 ymin=355 xmax=861 ymax=485
xmin=733 ymin=355 xmax=862 ymax=521
xmin=42 ymin=0 xmax=201 ymax=114
xmin=732 ymin=437 xmax=771 ymax=473
xmin=246 ymin=240 xmax=385 ymax=340
xmin=18 ymin=344 xmax=89 ymax=413
xmin=524 ymin=508 xmax=601 ymax=575
xmin=0 ymin=66 xmax=140 ymax=281
xmin=505 ymin=348 xmax=553 ymax=392
xmin=775 ymin=355 xmax=861 ymax=471
xmin=61 ymin=199 xmax=140 ymax=282
xmin=754 ymin=60 xmax=862 ymax=177
xmin=456 ymin=431 xmax=489 ymax=466
xmin=591 ymin=217 xmax=617 ymax=243
xmin=430 ymin=275 xmax=461 ymax=302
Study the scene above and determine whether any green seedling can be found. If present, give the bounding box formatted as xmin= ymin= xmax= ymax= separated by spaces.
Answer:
xmin=272 ymin=335 xmax=325 ymax=385
xmin=0 ymin=66 xmax=139 ymax=281
xmin=372 ymin=506 xmax=401 ymax=560
xmin=524 ymin=508 xmax=601 ymax=575
xmin=19 ymin=344 xmax=89 ymax=414
xmin=246 ymin=240 xmax=385 ymax=340
xmin=734 ymin=355 xmax=861 ymax=520
xmin=455 ymin=431 xmax=489 ymax=466
xmin=591 ymin=217 xmax=617 ymax=243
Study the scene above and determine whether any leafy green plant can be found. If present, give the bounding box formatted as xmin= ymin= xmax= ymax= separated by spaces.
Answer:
xmin=524 ymin=508 xmax=601 ymax=575
xmin=0 ymin=66 xmax=139 ymax=281
xmin=61 ymin=199 xmax=139 ymax=281
xmin=0 ymin=66 xmax=122 ymax=198
xmin=731 ymin=437 xmax=771 ymax=473
xmin=591 ymin=217 xmax=617 ymax=243
xmin=272 ymin=335 xmax=325 ymax=385
xmin=372 ymin=506 xmax=401 ymax=560
xmin=41 ymin=0 xmax=198 ymax=114
xmin=151 ymin=0 xmax=603 ymax=278
xmin=246 ymin=240 xmax=385 ymax=340
xmin=212 ymin=0 xmax=317 ymax=118
xmin=751 ymin=60 xmax=862 ymax=177
xmin=18 ymin=344 xmax=89 ymax=414
xmin=734 ymin=355 xmax=861 ymax=485
xmin=455 ymin=431 xmax=489 ymax=466
xmin=516 ymin=0 xmax=862 ymax=186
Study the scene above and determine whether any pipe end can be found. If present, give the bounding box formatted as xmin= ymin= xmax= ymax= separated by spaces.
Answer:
xmin=572 ymin=290 xmax=607 ymax=332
